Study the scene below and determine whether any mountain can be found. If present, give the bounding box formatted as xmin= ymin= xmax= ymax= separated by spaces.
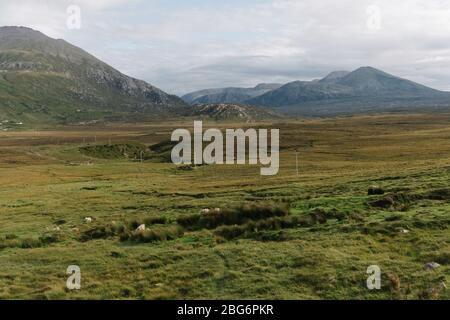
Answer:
xmin=319 ymin=71 xmax=350 ymax=83
xmin=247 ymin=67 xmax=450 ymax=115
xmin=189 ymin=103 xmax=281 ymax=121
xmin=182 ymin=83 xmax=282 ymax=105
xmin=0 ymin=26 xmax=188 ymax=125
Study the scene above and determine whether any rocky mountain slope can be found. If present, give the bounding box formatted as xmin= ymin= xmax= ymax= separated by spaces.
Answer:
xmin=0 ymin=26 xmax=188 ymax=125
xmin=182 ymin=83 xmax=282 ymax=105
xmin=189 ymin=103 xmax=281 ymax=121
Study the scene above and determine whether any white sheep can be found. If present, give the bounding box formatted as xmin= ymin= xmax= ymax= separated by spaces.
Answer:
xmin=200 ymin=208 xmax=210 ymax=214
xmin=85 ymin=217 xmax=92 ymax=223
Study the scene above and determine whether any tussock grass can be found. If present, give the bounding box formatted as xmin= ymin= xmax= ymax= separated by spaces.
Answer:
xmin=0 ymin=232 xmax=65 ymax=249
xmin=177 ymin=203 xmax=290 ymax=231
xmin=81 ymin=218 xmax=180 ymax=244
xmin=121 ymin=226 xmax=184 ymax=243
xmin=1 ymin=115 xmax=450 ymax=299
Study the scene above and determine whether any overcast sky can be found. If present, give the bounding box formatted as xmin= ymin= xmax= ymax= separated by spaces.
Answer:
xmin=1 ymin=0 xmax=450 ymax=95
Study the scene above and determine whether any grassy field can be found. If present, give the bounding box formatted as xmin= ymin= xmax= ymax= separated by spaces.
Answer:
xmin=0 ymin=114 xmax=449 ymax=300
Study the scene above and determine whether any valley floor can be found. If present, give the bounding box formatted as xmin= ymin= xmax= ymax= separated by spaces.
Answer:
xmin=0 ymin=114 xmax=449 ymax=299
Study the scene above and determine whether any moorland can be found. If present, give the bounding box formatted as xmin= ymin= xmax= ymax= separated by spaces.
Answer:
xmin=0 ymin=113 xmax=448 ymax=299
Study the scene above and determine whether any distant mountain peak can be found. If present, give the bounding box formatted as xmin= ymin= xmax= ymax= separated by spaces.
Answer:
xmin=247 ymin=66 xmax=449 ymax=114
xmin=350 ymin=66 xmax=391 ymax=76
xmin=182 ymin=83 xmax=282 ymax=104
xmin=319 ymin=71 xmax=350 ymax=83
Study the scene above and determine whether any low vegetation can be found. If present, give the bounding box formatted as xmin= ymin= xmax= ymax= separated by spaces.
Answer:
xmin=0 ymin=115 xmax=448 ymax=300
xmin=177 ymin=203 xmax=290 ymax=231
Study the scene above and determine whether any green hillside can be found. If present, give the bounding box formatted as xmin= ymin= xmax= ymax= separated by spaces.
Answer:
xmin=0 ymin=26 xmax=188 ymax=126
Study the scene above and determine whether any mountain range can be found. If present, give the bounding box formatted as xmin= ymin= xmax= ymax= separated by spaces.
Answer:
xmin=1 ymin=26 xmax=450 ymax=124
xmin=182 ymin=83 xmax=282 ymax=105
xmin=184 ymin=67 xmax=450 ymax=116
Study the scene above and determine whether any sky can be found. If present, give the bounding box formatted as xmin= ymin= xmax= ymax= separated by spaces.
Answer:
xmin=1 ymin=0 xmax=450 ymax=95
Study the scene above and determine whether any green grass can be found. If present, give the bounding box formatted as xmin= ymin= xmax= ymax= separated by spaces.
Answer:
xmin=0 ymin=114 xmax=448 ymax=299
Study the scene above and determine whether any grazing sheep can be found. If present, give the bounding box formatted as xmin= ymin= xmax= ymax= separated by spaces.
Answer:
xmin=214 ymin=208 xmax=221 ymax=213
xmin=136 ymin=224 xmax=146 ymax=231
xmin=85 ymin=217 xmax=93 ymax=223
xmin=200 ymin=208 xmax=210 ymax=214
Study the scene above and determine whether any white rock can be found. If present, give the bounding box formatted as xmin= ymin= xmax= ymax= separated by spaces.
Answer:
xmin=399 ymin=228 xmax=410 ymax=234
xmin=85 ymin=217 xmax=92 ymax=223
xmin=136 ymin=224 xmax=146 ymax=231
xmin=424 ymin=262 xmax=441 ymax=270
